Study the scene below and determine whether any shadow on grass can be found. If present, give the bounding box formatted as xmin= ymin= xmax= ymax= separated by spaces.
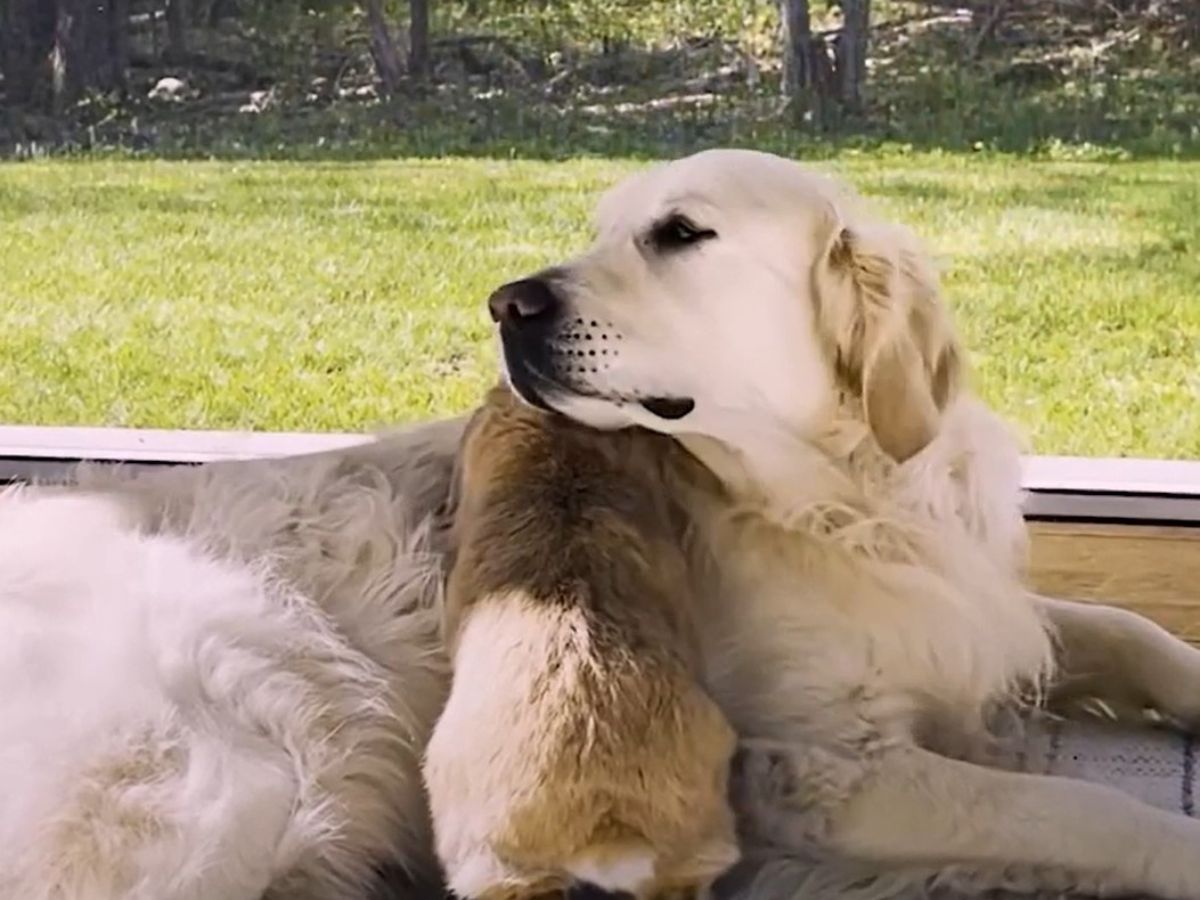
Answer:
xmin=3 ymin=0 xmax=1199 ymax=166
xmin=3 ymin=49 xmax=1199 ymax=165
xmin=5 ymin=127 xmax=1195 ymax=241
xmin=94 ymin=89 xmax=1200 ymax=163
xmin=868 ymin=166 xmax=1200 ymax=213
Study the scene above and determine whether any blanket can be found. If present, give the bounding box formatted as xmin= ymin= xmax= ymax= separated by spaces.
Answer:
xmin=713 ymin=715 xmax=1194 ymax=899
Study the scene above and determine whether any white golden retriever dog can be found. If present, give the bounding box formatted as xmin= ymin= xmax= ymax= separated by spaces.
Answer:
xmin=2 ymin=148 xmax=1200 ymax=900
xmin=487 ymin=149 xmax=1200 ymax=898
xmin=0 ymin=433 xmax=460 ymax=900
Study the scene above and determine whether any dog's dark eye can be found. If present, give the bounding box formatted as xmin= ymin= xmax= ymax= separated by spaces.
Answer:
xmin=649 ymin=214 xmax=717 ymax=252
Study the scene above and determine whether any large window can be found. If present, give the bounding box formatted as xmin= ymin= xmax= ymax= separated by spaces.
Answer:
xmin=2 ymin=2 xmax=1196 ymax=467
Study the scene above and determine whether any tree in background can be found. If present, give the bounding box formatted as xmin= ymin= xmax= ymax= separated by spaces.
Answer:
xmin=779 ymin=0 xmax=819 ymax=118
xmin=366 ymin=0 xmax=405 ymax=94
xmin=836 ymin=0 xmax=869 ymax=113
xmin=1 ymin=0 xmax=129 ymax=110
xmin=1 ymin=0 xmax=1195 ymax=154
xmin=409 ymin=0 xmax=429 ymax=80
xmin=365 ymin=0 xmax=431 ymax=94
xmin=165 ymin=0 xmax=188 ymax=60
xmin=0 ymin=0 xmax=433 ymax=109
xmin=1 ymin=0 xmax=57 ymax=108
xmin=778 ymin=0 xmax=872 ymax=127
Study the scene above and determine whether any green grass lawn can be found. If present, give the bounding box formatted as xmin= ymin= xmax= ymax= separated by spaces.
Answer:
xmin=1 ymin=152 xmax=1197 ymax=458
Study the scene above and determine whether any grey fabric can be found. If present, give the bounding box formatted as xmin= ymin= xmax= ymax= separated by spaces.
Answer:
xmin=995 ymin=716 xmax=1197 ymax=819
xmin=714 ymin=716 xmax=1196 ymax=900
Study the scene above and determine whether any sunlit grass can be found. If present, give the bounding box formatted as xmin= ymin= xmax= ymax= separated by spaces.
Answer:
xmin=1 ymin=152 xmax=1197 ymax=457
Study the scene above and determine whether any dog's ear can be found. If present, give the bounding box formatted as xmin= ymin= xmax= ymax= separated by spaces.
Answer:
xmin=819 ymin=222 xmax=963 ymax=462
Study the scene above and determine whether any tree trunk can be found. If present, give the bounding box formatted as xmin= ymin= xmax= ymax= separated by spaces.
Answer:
xmin=1 ymin=0 xmax=57 ymax=108
xmin=0 ymin=2 xmax=8 ymax=95
xmin=365 ymin=0 xmax=404 ymax=95
xmin=408 ymin=0 xmax=430 ymax=81
xmin=779 ymin=0 xmax=813 ymax=98
xmin=52 ymin=0 xmax=123 ymax=109
xmin=206 ymin=0 xmax=238 ymax=27
xmin=778 ymin=0 xmax=833 ymax=125
xmin=835 ymin=0 xmax=870 ymax=113
xmin=165 ymin=0 xmax=188 ymax=60
xmin=109 ymin=0 xmax=130 ymax=91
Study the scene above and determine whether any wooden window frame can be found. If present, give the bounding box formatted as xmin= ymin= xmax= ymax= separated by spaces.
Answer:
xmin=2 ymin=424 xmax=1198 ymax=525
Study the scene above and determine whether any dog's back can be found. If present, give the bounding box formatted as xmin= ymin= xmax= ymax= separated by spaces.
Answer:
xmin=423 ymin=386 xmax=738 ymax=899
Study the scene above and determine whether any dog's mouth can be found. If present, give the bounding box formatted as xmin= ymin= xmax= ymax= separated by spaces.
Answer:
xmin=504 ymin=357 xmax=557 ymax=413
xmin=638 ymin=396 xmax=695 ymax=420
xmin=501 ymin=329 xmax=695 ymax=423
xmin=505 ymin=355 xmax=695 ymax=424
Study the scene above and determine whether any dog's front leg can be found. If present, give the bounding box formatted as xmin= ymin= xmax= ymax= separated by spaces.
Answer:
xmin=1040 ymin=596 xmax=1200 ymax=727
xmin=737 ymin=742 xmax=1200 ymax=898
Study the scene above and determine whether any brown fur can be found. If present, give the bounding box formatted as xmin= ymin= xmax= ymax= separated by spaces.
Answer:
xmin=421 ymin=385 xmax=739 ymax=900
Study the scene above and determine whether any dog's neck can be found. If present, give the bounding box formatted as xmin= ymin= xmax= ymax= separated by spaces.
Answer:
xmin=675 ymin=413 xmax=877 ymax=525
xmin=676 ymin=393 xmax=1031 ymax=577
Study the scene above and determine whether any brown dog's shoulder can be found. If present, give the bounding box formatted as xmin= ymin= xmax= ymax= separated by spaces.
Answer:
xmin=426 ymin=385 xmax=738 ymax=898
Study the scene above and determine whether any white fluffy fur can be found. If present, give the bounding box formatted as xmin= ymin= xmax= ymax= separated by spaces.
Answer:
xmin=6 ymin=151 xmax=1200 ymax=899
xmin=0 ymin=428 xmax=460 ymax=899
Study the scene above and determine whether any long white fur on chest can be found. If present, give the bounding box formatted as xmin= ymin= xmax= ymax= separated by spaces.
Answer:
xmin=692 ymin=401 xmax=1055 ymax=747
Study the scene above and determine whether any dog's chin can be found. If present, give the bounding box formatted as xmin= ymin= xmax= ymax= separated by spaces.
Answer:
xmin=503 ymin=365 xmax=627 ymax=430
xmin=527 ymin=385 xmax=698 ymax=435
xmin=504 ymin=361 xmax=556 ymax=415
xmin=502 ymin=347 xmax=696 ymax=431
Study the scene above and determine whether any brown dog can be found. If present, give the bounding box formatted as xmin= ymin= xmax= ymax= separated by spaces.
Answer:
xmin=421 ymin=385 xmax=739 ymax=900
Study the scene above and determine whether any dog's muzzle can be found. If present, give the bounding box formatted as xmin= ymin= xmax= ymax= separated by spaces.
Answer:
xmin=485 ymin=275 xmax=696 ymax=424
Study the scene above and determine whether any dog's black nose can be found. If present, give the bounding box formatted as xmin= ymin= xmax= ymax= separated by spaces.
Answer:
xmin=487 ymin=278 xmax=559 ymax=325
